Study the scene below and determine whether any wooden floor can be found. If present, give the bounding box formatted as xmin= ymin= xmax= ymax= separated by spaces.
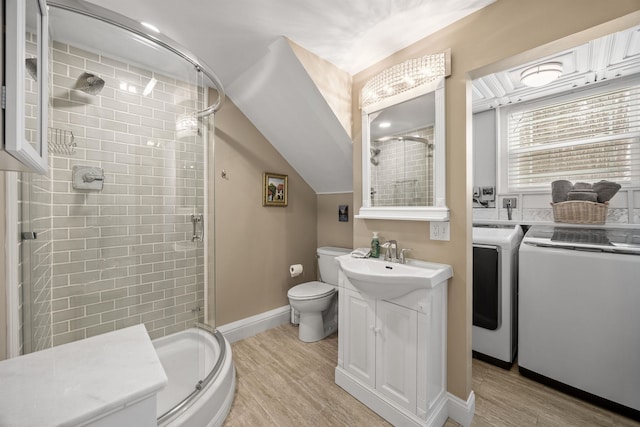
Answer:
xmin=223 ymin=324 xmax=639 ymax=427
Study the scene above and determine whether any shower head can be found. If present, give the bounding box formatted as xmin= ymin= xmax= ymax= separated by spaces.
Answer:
xmin=370 ymin=148 xmax=380 ymax=166
xmin=75 ymin=72 xmax=105 ymax=95
xmin=25 ymin=58 xmax=38 ymax=80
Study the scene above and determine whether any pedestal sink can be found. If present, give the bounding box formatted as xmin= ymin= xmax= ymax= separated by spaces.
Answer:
xmin=336 ymin=255 xmax=453 ymax=300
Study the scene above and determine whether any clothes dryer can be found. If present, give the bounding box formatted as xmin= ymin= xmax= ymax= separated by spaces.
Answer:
xmin=472 ymin=224 xmax=523 ymax=368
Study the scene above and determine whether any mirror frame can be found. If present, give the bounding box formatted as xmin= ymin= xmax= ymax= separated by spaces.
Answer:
xmin=5 ymin=0 xmax=49 ymax=174
xmin=357 ymin=77 xmax=448 ymax=221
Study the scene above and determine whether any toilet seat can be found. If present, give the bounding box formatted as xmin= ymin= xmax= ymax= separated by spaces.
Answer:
xmin=287 ymin=281 xmax=335 ymax=301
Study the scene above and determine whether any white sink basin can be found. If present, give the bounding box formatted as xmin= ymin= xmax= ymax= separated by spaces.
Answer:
xmin=337 ymin=255 xmax=452 ymax=300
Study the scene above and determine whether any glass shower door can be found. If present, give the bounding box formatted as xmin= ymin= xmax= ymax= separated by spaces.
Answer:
xmin=20 ymin=170 xmax=53 ymax=354
xmin=18 ymin=5 xmax=210 ymax=349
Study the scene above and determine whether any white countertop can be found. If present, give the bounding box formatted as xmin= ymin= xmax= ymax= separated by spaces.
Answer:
xmin=0 ymin=324 xmax=168 ymax=427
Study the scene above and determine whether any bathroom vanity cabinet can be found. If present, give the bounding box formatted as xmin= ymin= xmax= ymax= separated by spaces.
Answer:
xmin=336 ymin=271 xmax=449 ymax=426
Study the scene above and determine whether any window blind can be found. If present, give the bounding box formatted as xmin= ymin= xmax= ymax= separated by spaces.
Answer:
xmin=506 ymin=84 xmax=640 ymax=191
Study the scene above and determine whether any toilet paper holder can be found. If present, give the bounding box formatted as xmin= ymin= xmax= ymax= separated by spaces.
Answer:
xmin=290 ymin=264 xmax=303 ymax=277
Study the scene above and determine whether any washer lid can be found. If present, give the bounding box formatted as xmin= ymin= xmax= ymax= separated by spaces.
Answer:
xmin=523 ymin=225 xmax=640 ymax=254
xmin=288 ymin=281 xmax=335 ymax=299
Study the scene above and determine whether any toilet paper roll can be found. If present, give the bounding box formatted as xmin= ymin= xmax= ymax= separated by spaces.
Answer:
xmin=290 ymin=264 xmax=303 ymax=277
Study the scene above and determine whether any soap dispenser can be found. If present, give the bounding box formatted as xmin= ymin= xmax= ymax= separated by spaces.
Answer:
xmin=370 ymin=232 xmax=380 ymax=258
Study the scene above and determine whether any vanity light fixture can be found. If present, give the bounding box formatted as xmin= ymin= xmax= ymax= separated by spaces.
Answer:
xmin=520 ymin=62 xmax=563 ymax=87
xmin=361 ymin=50 xmax=451 ymax=108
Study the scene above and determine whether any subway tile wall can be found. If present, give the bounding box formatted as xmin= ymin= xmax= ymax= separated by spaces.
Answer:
xmin=18 ymin=32 xmax=53 ymax=354
xmin=45 ymin=40 xmax=206 ymax=346
xmin=20 ymin=173 xmax=54 ymax=353
xmin=371 ymin=126 xmax=434 ymax=207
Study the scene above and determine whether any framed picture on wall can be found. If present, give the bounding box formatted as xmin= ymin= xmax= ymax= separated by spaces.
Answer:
xmin=263 ymin=172 xmax=288 ymax=207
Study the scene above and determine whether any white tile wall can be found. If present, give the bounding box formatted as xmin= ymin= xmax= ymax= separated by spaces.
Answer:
xmin=474 ymin=190 xmax=639 ymax=225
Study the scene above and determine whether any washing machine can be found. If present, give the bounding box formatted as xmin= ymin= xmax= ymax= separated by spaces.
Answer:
xmin=519 ymin=225 xmax=640 ymax=419
xmin=472 ymin=224 xmax=523 ymax=368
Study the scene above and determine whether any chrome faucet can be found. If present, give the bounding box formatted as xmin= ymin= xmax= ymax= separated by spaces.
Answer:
xmin=383 ymin=240 xmax=398 ymax=262
xmin=399 ymin=248 xmax=411 ymax=264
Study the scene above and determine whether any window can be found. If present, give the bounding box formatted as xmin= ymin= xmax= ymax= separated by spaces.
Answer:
xmin=501 ymin=78 xmax=640 ymax=192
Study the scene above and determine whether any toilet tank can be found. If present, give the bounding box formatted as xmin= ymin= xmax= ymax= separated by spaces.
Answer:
xmin=317 ymin=247 xmax=351 ymax=285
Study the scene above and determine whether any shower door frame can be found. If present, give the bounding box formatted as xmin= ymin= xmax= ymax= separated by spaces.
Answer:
xmin=5 ymin=0 xmax=225 ymax=356
xmin=4 ymin=174 xmax=22 ymax=358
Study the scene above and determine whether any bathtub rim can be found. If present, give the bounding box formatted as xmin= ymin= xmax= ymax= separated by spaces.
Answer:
xmin=156 ymin=323 xmax=228 ymax=425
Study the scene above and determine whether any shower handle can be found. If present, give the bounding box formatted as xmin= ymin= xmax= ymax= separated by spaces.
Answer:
xmin=191 ymin=214 xmax=204 ymax=242
xmin=82 ymin=172 xmax=104 ymax=183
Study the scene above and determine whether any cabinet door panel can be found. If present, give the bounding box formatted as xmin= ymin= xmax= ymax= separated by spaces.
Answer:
xmin=4 ymin=0 xmax=49 ymax=174
xmin=343 ymin=290 xmax=375 ymax=386
xmin=376 ymin=300 xmax=417 ymax=412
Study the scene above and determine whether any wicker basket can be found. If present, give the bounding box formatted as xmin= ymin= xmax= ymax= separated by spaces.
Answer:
xmin=551 ymin=201 xmax=608 ymax=224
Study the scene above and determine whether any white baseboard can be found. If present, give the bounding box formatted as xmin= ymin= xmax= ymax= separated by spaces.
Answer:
xmin=216 ymin=305 xmax=291 ymax=343
xmin=447 ymin=390 xmax=475 ymax=427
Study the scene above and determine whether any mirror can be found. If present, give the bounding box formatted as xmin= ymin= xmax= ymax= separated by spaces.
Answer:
xmin=3 ymin=0 xmax=49 ymax=174
xmin=357 ymin=78 xmax=448 ymax=221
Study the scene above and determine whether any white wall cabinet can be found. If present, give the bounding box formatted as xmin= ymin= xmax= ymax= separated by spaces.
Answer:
xmin=336 ymin=271 xmax=449 ymax=426
xmin=1 ymin=0 xmax=49 ymax=174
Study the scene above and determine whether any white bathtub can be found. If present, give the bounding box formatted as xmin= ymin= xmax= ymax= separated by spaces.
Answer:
xmin=153 ymin=325 xmax=236 ymax=427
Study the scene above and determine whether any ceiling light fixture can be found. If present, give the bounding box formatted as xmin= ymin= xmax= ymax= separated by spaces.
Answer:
xmin=520 ymin=62 xmax=563 ymax=87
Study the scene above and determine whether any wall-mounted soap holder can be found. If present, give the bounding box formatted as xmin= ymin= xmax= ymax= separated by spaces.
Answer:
xmin=72 ymin=165 xmax=104 ymax=191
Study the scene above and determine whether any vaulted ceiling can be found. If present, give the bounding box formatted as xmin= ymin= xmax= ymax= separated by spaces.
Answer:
xmin=87 ymin=0 xmax=495 ymax=193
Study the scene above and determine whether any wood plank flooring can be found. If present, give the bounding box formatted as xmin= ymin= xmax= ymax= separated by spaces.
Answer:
xmin=222 ymin=324 xmax=639 ymax=427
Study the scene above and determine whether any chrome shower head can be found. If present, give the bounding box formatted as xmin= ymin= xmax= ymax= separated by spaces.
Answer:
xmin=370 ymin=148 xmax=380 ymax=166
xmin=25 ymin=58 xmax=38 ymax=80
xmin=75 ymin=72 xmax=105 ymax=95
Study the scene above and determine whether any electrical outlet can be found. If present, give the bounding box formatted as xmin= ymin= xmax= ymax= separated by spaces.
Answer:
xmin=430 ymin=222 xmax=450 ymax=241
xmin=502 ymin=197 xmax=517 ymax=208
xmin=480 ymin=186 xmax=495 ymax=202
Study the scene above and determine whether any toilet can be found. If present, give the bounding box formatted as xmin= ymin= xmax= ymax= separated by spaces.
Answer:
xmin=287 ymin=246 xmax=351 ymax=342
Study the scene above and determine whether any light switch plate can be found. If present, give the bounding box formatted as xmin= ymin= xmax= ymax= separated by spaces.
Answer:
xmin=430 ymin=222 xmax=450 ymax=241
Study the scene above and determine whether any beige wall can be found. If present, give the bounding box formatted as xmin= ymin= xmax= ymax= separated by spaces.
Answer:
xmin=0 ymin=172 xmax=6 ymax=360
xmin=213 ymin=98 xmax=319 ymax=326
xmin=352 ymin=0 xmax=640 ymax=400
xmin=288 ymin=39 xmax=353 ymax=138
xmin=317 ymin=193 xmax=354 ymax=250
xmin=289 ymin=39 xmax=355 ymax=252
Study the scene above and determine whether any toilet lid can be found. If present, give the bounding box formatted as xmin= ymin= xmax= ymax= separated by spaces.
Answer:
xmin=287 ymin=281 xmax=335 ymax=300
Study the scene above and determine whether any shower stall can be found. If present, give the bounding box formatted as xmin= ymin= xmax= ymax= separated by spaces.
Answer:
xmin=14 ymin=0 xmax=234 ymax=424
xmin=370 ymin=131 xmax=434 ymax=207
